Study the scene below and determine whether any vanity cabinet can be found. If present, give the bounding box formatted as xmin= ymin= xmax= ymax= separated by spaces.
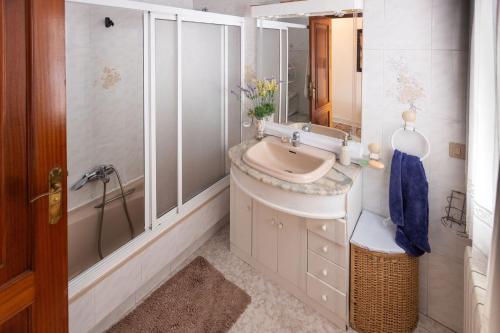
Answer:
xmin=252 ymin=201 xmax=307 ymax=288
xmin=230 ymin=184 xmax=252 ymax=256
xmin=252 ymin=201 xmax=278 ymax=272
xmin=229 ymin=154 xmax=362 ymax=330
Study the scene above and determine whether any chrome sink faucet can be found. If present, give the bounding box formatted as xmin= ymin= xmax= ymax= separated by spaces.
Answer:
xmin=302 ymin=122 xmax=312 ymax=132
xmin=291 ymin=131 xmax=301 ymax=147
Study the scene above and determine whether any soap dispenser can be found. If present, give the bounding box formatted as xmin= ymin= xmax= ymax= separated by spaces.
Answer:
xmin=339 ymin=134 xmax=351 ymax=166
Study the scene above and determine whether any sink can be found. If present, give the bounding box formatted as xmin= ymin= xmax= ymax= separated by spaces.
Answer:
xmin=243 ymin=136 xmax=336 ymax=184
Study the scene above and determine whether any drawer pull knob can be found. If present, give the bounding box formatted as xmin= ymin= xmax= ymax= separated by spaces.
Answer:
xmin=321 ymin=224 xmax=327 ymax=231
xmin=322 ymin=269 xmax=328 ymax=277
xmin=322 ymin=245 xmax=328 ymax=253
xmin=321 ymin=294 xmax=328 ymax=302
xmin=278 ymin=223 xmax=283 ymax=230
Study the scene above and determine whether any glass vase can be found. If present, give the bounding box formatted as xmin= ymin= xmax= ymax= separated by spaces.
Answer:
xmin=255 ymin=119 xmax=265 ymax=140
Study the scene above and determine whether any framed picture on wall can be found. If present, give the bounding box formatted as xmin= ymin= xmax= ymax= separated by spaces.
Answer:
xmin=357 ymin=29 xmax=363 ymax=72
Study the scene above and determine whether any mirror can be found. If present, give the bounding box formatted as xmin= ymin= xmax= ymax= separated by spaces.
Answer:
xmin=256 ymin=12 xmax=363 ymax=141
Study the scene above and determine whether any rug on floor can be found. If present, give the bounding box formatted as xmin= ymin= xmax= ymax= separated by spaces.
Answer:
xmin=107 ymin=256 xmax=251 ymax=333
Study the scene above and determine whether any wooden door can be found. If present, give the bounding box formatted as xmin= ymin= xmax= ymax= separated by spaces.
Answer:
xmin=309 ymin=17 xmax=333 ymax=127
xmin=277 ymin=212 xmax=306 ymax=290
xmin=0 ymin=0 xmax=68 ymax=332
xmin=252 ymin=202 xmax=278 ymax=272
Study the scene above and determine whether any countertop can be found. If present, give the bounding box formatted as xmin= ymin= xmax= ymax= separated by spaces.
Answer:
xmin=228 ymin=139 xmax=362 ymax=196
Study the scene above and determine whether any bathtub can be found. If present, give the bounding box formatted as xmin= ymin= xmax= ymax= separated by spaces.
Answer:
xmin=68 ymin=178 xmax=145 ymax=280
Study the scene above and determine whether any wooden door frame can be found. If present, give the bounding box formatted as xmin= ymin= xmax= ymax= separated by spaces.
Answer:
xmin=30 ymin=0 xmax=68 ymax=330
xmin=0 ymin=0 xmax=68 ymax=331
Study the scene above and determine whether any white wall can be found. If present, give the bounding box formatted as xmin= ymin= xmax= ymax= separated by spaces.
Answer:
xmin=331 ymin=17 xmax=362 ymax=127
xmin=362 ymin=0 xmax=469 ymax=331
xmin=137 ymin=0 xmax=193 ymax=8
xmin=66 ymin=3 xmax=145 ymax=210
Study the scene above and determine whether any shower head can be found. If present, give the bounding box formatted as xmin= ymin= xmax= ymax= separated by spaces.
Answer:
xmin=71 ymin=165 xmax=116 ymax=191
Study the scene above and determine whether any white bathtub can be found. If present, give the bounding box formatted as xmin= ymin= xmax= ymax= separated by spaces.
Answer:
xmin=68 ymin=178 xmax=145 ymax=279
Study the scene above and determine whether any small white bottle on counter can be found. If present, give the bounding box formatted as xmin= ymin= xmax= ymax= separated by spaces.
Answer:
xmin=340 ymin=135 xmax=351 ymax=166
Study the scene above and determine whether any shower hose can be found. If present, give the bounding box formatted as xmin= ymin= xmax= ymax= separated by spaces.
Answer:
xmin=97 ymin=167 xmax=135 ymax=259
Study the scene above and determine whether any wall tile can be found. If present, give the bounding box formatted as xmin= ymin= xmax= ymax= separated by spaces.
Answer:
xmin=69 ymin=290 xmax=95 ymax=333
xmin=66 ymin=4 xmax=145 ymax=210
xmin=384 ymin=0 xmax=432 ymax=50
xmin=383 ymin=50 xmax=432 ymax=117
xmin=362 ymin=0 xmax=469 ymax=328
xmin=140 ymin=231 xmax=177 ymax=283
xmin=430 ymin=51 xmax=468 ymax=123
xmin=431 ymin=0 xmax=469 ymax=51
xmin=93 ymin=255 xmax=141 ymax=323
xmin=362 ymin=50 xmax=385 ymax=111
xmin=363 ymin=0 xmax=386 ymax=50
xmin=428 ymin=252 xmax=464 ymax=332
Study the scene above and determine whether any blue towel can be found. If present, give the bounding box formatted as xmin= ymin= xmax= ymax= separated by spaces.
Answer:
xmin=389 ymin=150 xmax=431 ymax=257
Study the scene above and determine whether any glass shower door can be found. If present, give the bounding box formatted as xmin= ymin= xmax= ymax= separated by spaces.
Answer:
xmin=181 ymin=21 xmax=226 ymax=203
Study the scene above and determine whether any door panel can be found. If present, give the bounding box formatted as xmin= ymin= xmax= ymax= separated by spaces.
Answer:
xmin=277 ymin=212 xmax=306 ymax=289
xmin=230 ymin=183 xmax=253 ymax=255
xmin=310 ymin=17 xmax=332 ymax=127
xmin=0 ymin=0 xmax=33 ymax=328
xmin=0 ymin=310 xmax=30 ymax=333
xmin=252 ymin=201 xmax=278 ymax=272
xmin=0 ymin=0 xmax=68 ymax=331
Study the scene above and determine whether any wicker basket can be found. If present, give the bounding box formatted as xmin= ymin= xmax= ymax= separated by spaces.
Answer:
xmin=350 ymin=244 xmax=419 ymax=333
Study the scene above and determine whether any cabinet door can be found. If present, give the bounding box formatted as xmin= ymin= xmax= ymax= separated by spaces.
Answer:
xmin=230 ymin=182 xmax=252 ymax=255
xmin=252 ymin=201 xmax=278 ymax=272
xmin=277 ymin=211 xmax=307 ymax=289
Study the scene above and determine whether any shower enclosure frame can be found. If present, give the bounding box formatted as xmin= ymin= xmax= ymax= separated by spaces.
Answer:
xmin=66 ymin=0 xmax=244 ymax=299
xmin=257 ymin=19 xmax=307 ymax=124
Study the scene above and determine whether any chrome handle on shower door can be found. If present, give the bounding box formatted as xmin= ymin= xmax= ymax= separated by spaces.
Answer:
xmin=30 ymin=167 xmax=63 ymax=225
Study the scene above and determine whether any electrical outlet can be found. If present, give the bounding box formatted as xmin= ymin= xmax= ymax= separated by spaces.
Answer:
xmin=449 ymin=142 xmax=466 ymax=160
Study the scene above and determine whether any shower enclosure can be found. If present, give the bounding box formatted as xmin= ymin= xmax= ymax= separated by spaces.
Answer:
xmin=66 ymin=1 xmax=243 ymax=283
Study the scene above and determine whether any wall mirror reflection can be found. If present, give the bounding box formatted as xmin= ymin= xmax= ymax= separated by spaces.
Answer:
xmin=257 ymin=11 xmax=363 ymax=141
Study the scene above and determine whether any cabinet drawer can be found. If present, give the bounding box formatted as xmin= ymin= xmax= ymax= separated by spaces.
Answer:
xmin=306 ymin=218 xmax=346 ymax=245
xmin=307 ymin=231 xmax=346 ymax=268
xmin=307 ymin=250 xmax=345 ymax=293
xmin=307 ymin=273 xmax=346 ymax=319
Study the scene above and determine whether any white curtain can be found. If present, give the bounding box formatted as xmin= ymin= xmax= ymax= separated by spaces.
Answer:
xmin=467 ymin=0 xmax=498 ymax=257
xmin=486 ymin=2 xmax=500 ymax=332
xmin=487 ymin=184 xmax=499 ymax=333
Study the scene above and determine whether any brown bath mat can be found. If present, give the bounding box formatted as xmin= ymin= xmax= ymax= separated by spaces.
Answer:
xmin=107 ymin=256 xmax=251 ymax=333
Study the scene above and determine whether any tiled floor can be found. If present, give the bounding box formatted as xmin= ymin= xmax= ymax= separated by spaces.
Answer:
xmin=177 ymin=224 xmax=455 ymax=333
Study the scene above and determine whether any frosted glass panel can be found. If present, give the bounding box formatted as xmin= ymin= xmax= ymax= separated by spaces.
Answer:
xmin=281 ymin=30 xmax=288 ymax=123
xmin=227 ymin=25 xmax=241 ymax=171
xmin=155 ymin=19 xmax=178 ymax=218
xmin=66 ymin=3 xmax=145 ymax=278
xmin=259 ymin=28 xmax=280 ymax=122
xmin=182 ymin=22 xmax=225 ymax=202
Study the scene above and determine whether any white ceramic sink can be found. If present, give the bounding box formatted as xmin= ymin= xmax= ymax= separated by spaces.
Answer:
xmin=243 ymin=136 xmax=336 ymax=184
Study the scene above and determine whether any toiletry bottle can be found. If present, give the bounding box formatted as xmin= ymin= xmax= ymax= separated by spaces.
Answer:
xmin=340 ymin=135 xmax=351 ymax=166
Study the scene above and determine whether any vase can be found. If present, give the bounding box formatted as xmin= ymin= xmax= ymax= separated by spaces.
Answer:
xmin=255 ymin=119 xmax=265 ymax=140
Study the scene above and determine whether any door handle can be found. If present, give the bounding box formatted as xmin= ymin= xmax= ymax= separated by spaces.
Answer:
xmin=308 ymin=81 xmax=315 ymax=99
xmin=30 ymin=167 xmax=63 ymax=225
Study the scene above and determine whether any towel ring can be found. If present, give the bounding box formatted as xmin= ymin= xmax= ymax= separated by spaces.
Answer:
xmin=390 ymin=127 xmax=430 ymax=162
